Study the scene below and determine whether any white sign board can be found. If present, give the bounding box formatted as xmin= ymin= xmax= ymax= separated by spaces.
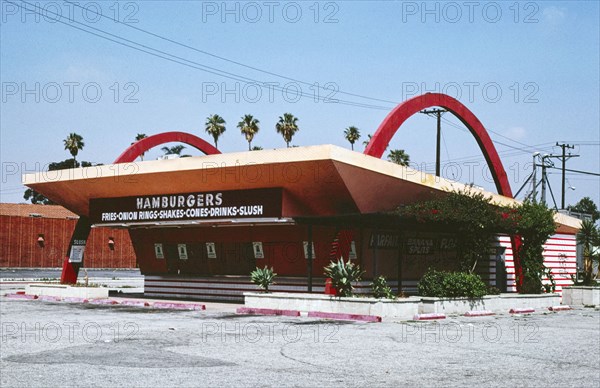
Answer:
xmin=303 ymin=241 xmax=316 ymax=259
xmin=349 ymin=241 xmax=357 ymax=260
xmin=69 ymin=245 xmax=85 ymax=263
xmin=253 ymin=242 xmax=264 ymax=259
xmin=206 ymin=242 xmax=217 ymax=259
xmin=178 ymin=244 xmax=188 ymax=260
xmin=154 ymin=243 xmax=164 ymax=259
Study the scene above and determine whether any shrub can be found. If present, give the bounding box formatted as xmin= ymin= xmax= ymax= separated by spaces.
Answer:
xmin=250 ymin=266 xmax=276 ymax=292
xmin=324 ymin=259 xmax=364 ymax=297
xmin=371 ymin=276 xmax=395 ymax=299
xmin=418 ymin=268 xmax=488 ymax=299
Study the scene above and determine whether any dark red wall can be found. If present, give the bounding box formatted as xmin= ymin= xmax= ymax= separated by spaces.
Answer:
xmin=0 ymin=215 xmax=136 ymax=268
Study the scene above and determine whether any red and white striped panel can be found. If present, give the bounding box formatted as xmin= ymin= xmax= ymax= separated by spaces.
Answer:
xmin=144 ymin=276 xmax=373 ymax=302
xmin=498 ymin=234 xmax=577 ymax=294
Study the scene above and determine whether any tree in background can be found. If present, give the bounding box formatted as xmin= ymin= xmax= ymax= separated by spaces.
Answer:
xmin=161 ymin=145 xmax=186 ymax=155
xmin=205 ymin=114 xmax=226 ymax=149
xmin=275 ymin=113 xmax=299 ymax=148
xmin=134 ymin=133 xmax=147 ymax=160
xmin=568 ymin=197 xmax=599 ymax=223
xmin=387 ymin=149 xmax=410 ymax=166
xmin=577 ymin=219 xmax=600 ymax=284
xmin=23 ymin=159 xmax=93 ymax=204
xmin=238 ymin=115 xmax=260 ymax=151
xmin=344 ymin=126 xmax=361 ymax=150
xmin=63 ymin=133 xmax=84 ymax=168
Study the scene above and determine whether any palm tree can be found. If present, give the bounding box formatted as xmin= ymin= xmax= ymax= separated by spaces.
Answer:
xmin=134 ymin=133 xmax=147 ymax=160
xmin=388 ymin=149 xmax=410 ymax=166
xmin=161 ymin=145 xmax=186 ymax=155
xmin=238 ymin=114 xmax=260 ymax=151
xmin=205 ymin=114 xmax=226 ymax=149
xmin=63 ymin=133 xmax=84 ymax=168
xmin=251 ymin=146 xmax=263 ymax=151
xmin=344 ymin=126 xmax=361 ymax=150
xmin=577 ymin=219 xmax=600 ymax=284
xmin=275 ymin=113 xmax=299 ymax=148
xmin=362 ymin=134 xmax=373 ymax=148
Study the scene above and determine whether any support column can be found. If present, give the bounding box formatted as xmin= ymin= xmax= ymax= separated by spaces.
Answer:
xmin=307 ymin=224 xmax=313 ymax=293
xmin=60 ymin=217 xmax=92 ymax=284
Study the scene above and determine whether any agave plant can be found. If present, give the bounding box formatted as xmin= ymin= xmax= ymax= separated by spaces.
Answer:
xmin=323 ymin=259 xmax=364 ymax=297
xmin=250 ymin=266 xmax=276 ymax=293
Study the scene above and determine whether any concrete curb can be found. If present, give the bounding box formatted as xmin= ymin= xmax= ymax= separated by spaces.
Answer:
xmin=37 ymin=295 xmax=62 ymax=302
xmin=413 ymin=313 xmax=446 ymax=320
xmin=237 ymin=307 xmax=300 ymax=316
xmin=5 ymin=293 xmax=38 ymax=300
xmin=307 ymin=311 xmax=382 ymax=322
xmin=152 ymin=302 xmax=206 ymax=310
xmin=119 ymin=300 xmax=151 ymax=307
xmin=62 ymin=297 xmax=89 ymax=303
xmin=464 ymin=310 xmax=495 ymax=317
xmin=89 ymin=299 xmax=119 ymax=305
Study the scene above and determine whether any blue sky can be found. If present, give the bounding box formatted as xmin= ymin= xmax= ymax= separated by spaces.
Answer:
xmin=1 ymin=0 xmax=599 ymax=208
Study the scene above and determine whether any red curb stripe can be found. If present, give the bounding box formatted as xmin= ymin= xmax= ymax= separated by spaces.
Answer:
xmin=89 ymin=299 xmax=119 ymax=305
xmin=307 ymin=311 xmax=382 ymax=322
xmin=63 ymin=297 xmax=89 ymax=303
xmin=5 ymin=293 xmax=38 ymax=300
xmin=464 ymin=310 xmax=495 ymax=317
xmin=509 ymin=308 xmax=535 ymax=314
xmin=120 ymin=300 xmax=150 ymax=307
xmin=413 ymin=313 xmax=446 ymax=320
xmin=548 ymin=306 xmax=572 ymax=311
xmin=152 ymin=302 xmax=205 ymax=310
xmin=37 ymin=295 xmax=62 ymax=302
xmin=236 ymin=307 xmax=300 ymax=317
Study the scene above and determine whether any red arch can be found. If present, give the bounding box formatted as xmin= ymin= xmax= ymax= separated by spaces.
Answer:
xmin=364 ymin=93 xmax=512 ymax=197
xmin=114 ymin=131 xmax=221 ymax=163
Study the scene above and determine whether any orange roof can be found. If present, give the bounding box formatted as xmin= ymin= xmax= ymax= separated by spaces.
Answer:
xmin=0 ymin=203 xmax=78 ymax=219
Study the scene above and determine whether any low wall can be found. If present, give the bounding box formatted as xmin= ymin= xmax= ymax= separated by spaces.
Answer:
xmin=244 ymin=292 xmax=421 ymax=320
xmin=419 ymin=294 xmax=560 ymax=314
xmin=562 ymin=286 xmax=600 ymax=307
xmin=25 ymin=284 xmax=109 ymax=299
xmin=244 ymin=292 xmax=563 ymax=320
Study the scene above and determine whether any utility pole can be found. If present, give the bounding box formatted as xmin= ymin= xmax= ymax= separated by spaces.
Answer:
xmin=540 ymin=155 xmax=552 ymax=204
xmin=531 ymin=152 xmax=540 ymax=202
xmin=551 ymin=143 xmax=579 ymax=209
xmin=420 ymin=108 xmax=447 ymax=177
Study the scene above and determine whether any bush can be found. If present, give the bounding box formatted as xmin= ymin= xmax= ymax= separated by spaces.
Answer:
xmin=418 ymin=269 xmax=488 ymax=299
xmin=250 ymin=266 xmax=276 ymax=292
xmin=324 ymin=259 xmax=364 ymax=297
xmin=371 ymin=276 xmax=395 ymax=299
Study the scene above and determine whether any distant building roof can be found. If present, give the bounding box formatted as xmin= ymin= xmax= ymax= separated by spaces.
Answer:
xmin=0 ymin=203 xmax=79 ymax=219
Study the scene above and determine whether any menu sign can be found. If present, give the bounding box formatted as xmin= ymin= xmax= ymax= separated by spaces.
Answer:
xmin=90 ymin=188 xmax=282 ymax=225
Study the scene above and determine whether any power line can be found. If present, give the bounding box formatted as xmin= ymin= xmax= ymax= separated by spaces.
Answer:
xmin=11 ymin=0 xmax=393 ymax=110
xmin=60 ymin=0 xmax=402 ymax=106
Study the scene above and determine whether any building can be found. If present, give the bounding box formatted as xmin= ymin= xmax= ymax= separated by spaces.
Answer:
xmin=0 ymin=203 xmax=135 ymax=269
xmin=20 ymin=93 xmax=581 ymax=301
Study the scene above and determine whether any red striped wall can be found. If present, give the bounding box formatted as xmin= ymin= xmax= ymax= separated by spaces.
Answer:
xmin=0 ymin=215 xmax=136 ymax=268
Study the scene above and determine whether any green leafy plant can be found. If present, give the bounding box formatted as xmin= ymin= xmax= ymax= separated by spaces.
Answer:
xmin=324 ymin=259 xmax=364 ymax=297
xmin=515 ymin=200 xmax=557 ymax=294
xmin=250 ymin=266 xmax=276 ymax=293
xmin=577 ymin=219 xmax=600 ymax=285
xmin=371 ymin=276 xmax=395 ymax=299
xmin=418 ymin=268 xmax=488 ymax=299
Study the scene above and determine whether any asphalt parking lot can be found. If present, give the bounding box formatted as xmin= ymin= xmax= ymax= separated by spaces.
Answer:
xmin=1 ymin=295 xmax=599 ymax=387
